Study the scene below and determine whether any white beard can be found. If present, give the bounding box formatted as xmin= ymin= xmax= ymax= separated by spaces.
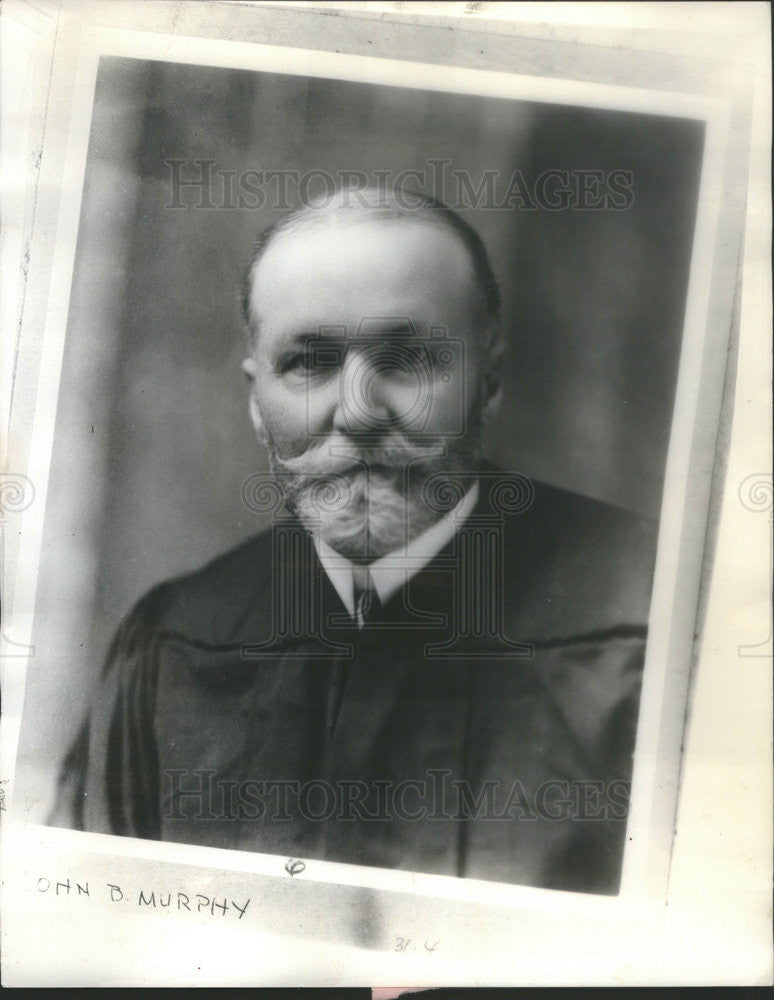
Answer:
xmin=289 ymin=465 xmax=448 ymax=562
xmin=260 ymin=424 xmax=482 ymax=564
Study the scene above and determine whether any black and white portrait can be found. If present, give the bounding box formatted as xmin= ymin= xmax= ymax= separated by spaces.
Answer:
xmin=18 ymin=53 xmax=706 ymax=894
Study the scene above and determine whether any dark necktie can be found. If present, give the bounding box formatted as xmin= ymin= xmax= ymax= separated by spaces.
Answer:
xmin=352 ymin=565 xmax=381 ymax=628
xmin=325 ymin=566 xmax=381 ymax=737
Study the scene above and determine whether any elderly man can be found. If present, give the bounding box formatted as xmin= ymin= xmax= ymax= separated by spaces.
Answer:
xmin=54 ymin=189 xmax=656 ymax=894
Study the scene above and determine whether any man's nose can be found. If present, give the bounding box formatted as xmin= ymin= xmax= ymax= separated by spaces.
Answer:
xmin=332 ymin=348 xmax=393 ymax=435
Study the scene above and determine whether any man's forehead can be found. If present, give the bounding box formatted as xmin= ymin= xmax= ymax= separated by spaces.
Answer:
xmin=248 ymin=213 xmax=478 ymax=335
xmin=257 ymin=213 xmax=472 ymax=276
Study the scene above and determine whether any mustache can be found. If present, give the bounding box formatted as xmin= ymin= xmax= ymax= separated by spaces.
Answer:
xmin=270 ymin=433 xmax=446 ymax=480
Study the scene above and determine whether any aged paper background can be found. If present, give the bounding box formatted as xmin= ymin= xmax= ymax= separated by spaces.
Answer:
xmin=1 ymin=0 xmax=771 ymax=986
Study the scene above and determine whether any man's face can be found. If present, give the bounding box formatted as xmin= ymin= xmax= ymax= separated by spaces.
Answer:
xmin=243 ymin=215 xmax=490 ymax=561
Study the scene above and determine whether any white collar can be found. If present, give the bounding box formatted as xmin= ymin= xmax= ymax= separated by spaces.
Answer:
xmin=313 ymin=480 xmax=480 ymax=616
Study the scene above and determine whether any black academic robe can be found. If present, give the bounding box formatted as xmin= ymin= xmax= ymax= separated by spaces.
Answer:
xmin=53 ymin=473 xmax=657 ymax=894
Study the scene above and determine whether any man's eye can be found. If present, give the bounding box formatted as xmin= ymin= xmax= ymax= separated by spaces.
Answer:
xmin=282 ymin=352 xmax=318 ymax=374
xmin=282 ymin=347 xmax=342 ymax=376
xmin=288 ymin=351 xmax=316 ymax=372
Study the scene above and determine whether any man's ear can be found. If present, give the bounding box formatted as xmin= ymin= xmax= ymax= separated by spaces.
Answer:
xmin=242 ymin=357 xmax=266 ymax=441
xmin=482 ymin=333 xmax=505 ymax=423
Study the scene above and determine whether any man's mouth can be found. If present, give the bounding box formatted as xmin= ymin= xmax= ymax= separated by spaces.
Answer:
xmin=327 ymin=457 xmax=401 ymax=476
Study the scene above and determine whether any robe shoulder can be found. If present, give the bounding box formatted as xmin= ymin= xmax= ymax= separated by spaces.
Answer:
xmin=497 ymin=479 xmax=658 ymax=642
xmin=125 ymin=527 xmax=280 ymax=647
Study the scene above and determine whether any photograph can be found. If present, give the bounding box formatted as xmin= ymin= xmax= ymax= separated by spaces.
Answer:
xmin=2 ymin=0 xmax=770 ymax=988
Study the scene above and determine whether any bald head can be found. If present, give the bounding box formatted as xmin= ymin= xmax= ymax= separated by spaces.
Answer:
xmin=240 ymin=188 xmax=501 ymax=354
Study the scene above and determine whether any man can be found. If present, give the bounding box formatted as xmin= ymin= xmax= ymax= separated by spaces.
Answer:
xmin=54 ymin=188 xmax=656 ymax=894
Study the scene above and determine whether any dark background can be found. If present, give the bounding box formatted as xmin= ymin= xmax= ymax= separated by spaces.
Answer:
xmin=20 ymin=56 xmax=704 ymax=815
